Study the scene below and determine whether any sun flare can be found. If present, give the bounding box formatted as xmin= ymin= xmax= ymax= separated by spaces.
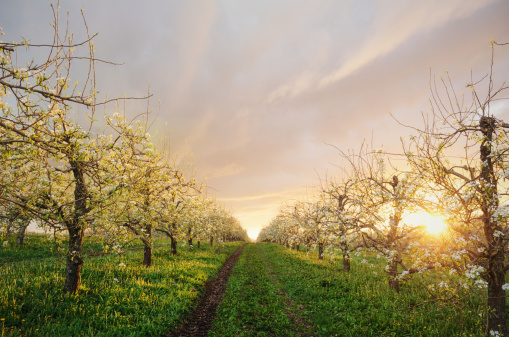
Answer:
xmin=404 ymin=213 xmax=448 ymax=234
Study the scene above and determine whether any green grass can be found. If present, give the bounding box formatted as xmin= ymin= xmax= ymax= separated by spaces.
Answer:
xmin=0 ymin=235 xmax=244 ymax=336
xmin=212 ymin=243 xmax=486 ymax=337
xmin=0 ymin=234 xmax=141 ymax=265
xmin=209 ymin=244 xmax=296 ymax=336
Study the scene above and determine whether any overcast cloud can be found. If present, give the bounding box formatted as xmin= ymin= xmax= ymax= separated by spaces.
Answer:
xmin=2 ymin=0 xmax=509 ymax=238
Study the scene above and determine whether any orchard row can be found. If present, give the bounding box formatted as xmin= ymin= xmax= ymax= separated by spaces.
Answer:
xmin=0 ymin=7 xmax=248 ymax=296
xmin=259 ymin=42 xmax=509 ymax=336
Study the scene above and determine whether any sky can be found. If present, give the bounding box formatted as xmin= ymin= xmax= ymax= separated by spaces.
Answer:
xmin=2 ymin=0 xmax=509 ymax=240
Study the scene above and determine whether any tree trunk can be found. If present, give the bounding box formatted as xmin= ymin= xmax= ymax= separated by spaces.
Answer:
xmin=318 ymin=243 xmax=324 ymax=260
xmin=486 ymin=252 xmax=507 ymax=336
xmin=169 ymin=235 xmax=177 ymax=255
xmin=143 ymin=242 xmax=152 ymax=267
xmin=142 ymin=225 xmax=153 ymax=267
xmin=296 ymin=244 xmax=300 ymax=252
xmin=63 ymin=226 xmax=84 ymax=294
xmin=187 ymin=228 xmax=193 ymax=248
xmin=388 ymin=260 xmax=399 ymax=292
xmin=210 ymin=237 xmax=214 ymax=246
xmin=343 ymin=252 xmax=351 ymax=272
xmin=63 ymin=160 xmax=88 ymax=294
xmin=478 ymin=116 xmax=507 ymax=336
xmin=197 ymin=240 xmax=201 ymax=249
xmin=17 ymin=222 xmax=29 ymax=245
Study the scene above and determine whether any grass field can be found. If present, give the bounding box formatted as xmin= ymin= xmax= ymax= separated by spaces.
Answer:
xmin=0 ymin=238 xmax=494 ymax=336
xmin=211 ymin=243 xmax=486 ymax=337
xmin=0 ymin=235 xmax=244 ymax=336
xmin=210 ymin=244 xmax=297 ymax=336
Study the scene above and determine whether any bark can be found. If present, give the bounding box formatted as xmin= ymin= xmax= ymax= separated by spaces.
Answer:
xmin=487 ymin=252 xmax=507 ymax=335
xmin=343 ymin=252 xmax=351 ymax=272
xmin=171 ymin=235 xmax=178 ymax=255
xmin=296 ymin=244 xmax=300 ymax=252
xmin=480 ymin=116 xmax=507 ymax=336
xmin=197 ymin=240 xmax=201 ymax=249
xmin=143 ymin=242 xmax=152 ymax=267
xmin=210 ymin=237 xmax=214 ymax=246
xmin=16 ymin=222 xmax=29 ymax=245
xmin=388 ymin=260 xmax=399 ymax=292
xmin=188 ymin=228 xmax=193 ymax=248
xmin=318 ymin=242 xmax=324 ymax=260
xmin=142 ymin=225 xmax=153 ymax=267
xmin=63 ymin=160 xmax=88 ymax=294
xmin=63 ymin=226 xmax=84 ymax=294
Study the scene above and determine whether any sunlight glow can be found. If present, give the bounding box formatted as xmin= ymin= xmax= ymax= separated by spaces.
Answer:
xmin=404 ymin=213 xmax=448 ymax=234
xmin=247 ymin=229 xmax=260 ymax=241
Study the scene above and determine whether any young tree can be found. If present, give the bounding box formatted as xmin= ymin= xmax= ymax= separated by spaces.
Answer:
xmin=322 ymin=179 xmax=361 ymax=272
xmin=403 ymin=43 xmax=509 ymax=336
xmin=346 ymin=146 xmax=424 ymax=292
xmin=0 ymin=5 xmax=148 ymax=293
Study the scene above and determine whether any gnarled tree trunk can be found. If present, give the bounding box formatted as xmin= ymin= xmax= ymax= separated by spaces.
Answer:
xmin=63 ymin=225 xmax=85 ymax=294
xmin=63 ymin=161 xmax=88 ymax=294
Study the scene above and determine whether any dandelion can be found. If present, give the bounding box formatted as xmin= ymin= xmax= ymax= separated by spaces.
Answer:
xmin=2 ymin=241 xmax=8 ymax=247
xmin=119 ymin=263 xmax=126 ymax=267
xmin=113 ymin=278 xmax=119 ymax=283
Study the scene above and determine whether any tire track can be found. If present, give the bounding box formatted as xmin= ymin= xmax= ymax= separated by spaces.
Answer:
xmin=169 ymin=244 xmax=246 ymax=337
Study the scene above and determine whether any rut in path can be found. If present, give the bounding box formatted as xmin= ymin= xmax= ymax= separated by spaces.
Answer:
xmin=169 ymin=245 xmax=246 ymax=337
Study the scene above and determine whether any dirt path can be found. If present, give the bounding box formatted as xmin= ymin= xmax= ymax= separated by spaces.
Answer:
xmin=257 ymin=244 xmax=316 ymax=337
xmin=169 ymin=245 xmax=246 ymax=337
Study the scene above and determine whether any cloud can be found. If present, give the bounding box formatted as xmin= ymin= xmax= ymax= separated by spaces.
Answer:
xmin=170 ymin=0 xmax=218 ymax=110
xmin=207 ymin=163 xmax=245 ymax=179
xmin=266 ymin=0 xmax=499 ymax=102
xmin=2 ymin=0 xmax=508 ymax=235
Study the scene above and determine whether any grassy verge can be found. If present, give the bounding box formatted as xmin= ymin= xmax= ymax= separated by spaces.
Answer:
xmin=0 ymin=237 xmax=244 ymax=336
xmin=253 ymin=243 xmax=485 ymax=337
xmin=209 ymin=244 xmax=295 ymax=336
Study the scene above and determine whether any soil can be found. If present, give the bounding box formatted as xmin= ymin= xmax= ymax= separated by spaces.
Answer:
xmin=169 ymin=244 xmax=246 ymax=337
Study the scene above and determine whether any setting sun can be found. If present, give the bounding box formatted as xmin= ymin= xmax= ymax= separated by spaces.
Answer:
xmin=403 ymin=213 xmax=448 ymax=234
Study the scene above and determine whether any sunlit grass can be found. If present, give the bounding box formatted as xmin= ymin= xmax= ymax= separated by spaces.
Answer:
xmin=0 ymin=236 xmax=244 ymax=336
xmin=254 ymin=243 xmax=486 ymax=336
